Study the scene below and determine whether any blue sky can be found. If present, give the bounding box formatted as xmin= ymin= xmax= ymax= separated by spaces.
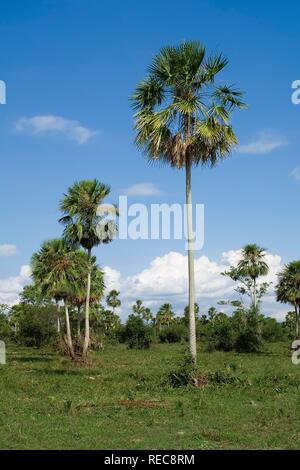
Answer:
xmin=0 ymin=0 xmax=300 ymax=314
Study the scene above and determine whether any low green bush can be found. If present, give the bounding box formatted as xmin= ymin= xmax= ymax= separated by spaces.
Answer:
xmin=122 ymin=314 xmax=153 ymax=349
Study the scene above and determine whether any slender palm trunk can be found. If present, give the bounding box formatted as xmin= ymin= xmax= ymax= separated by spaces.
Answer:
xmin=64 ymin=301 xmax=75 ymax=359
xmin=186 ymin=156 xmax=197 ymax=363
xmin=253 ymin=278 xmax=257 ymax=309
xmin=296 ymin=305 xmax=300 ymax=339
xmin=77 ymin=305 xmax=81 ymax=338
xmin=83 ymin=248 xmax=92 ymax=359
xmin=55 ymin=300 xmax=61 ymax=334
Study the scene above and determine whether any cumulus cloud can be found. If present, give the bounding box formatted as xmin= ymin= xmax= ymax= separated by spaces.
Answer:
xmin=123 ymin=182 xmax=162 ymax=196
xmin=0 ymin=265 xmax=31 ymax=305
xmin=15 ymin=115 xmax=98 ymax=144
xmin=237 ymin=131 xmax=286 ymax=155
xmin=0 ymin=244 xmax=17 ymax=256
xmin=103 ymin=249 xmax=285 ymax=320
xmin=3 ymin=250 xmax=285 ymax=320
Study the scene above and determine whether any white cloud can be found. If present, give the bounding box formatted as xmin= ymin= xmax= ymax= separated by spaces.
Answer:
xmin=0 ymin=265 xmax=31 ymax=305
xmin=123 ymin=182 xmax=162 ymax=196
xmin=291 ymin=166 xmax=300 ymax=181
xmin=4 ymin=250 xmax=286 ymax=321
xmin=15 ymin=115 xmax=98 ymax=144
xmin=237 ymin=131 xmax=286 ymax=155
xmin=103 ymin=249 xmax=285 ymax=320
xmin=0 ymin=244 xmax=17 ymax=256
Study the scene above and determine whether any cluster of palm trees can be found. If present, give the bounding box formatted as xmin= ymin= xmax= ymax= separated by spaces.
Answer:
xmin=31 ymin=180 xmax=116 ymax=360
xmin=27 ymin=40 xmax=300 ymax=363
xmin=131 ymin=301 xmax=176 ymax=329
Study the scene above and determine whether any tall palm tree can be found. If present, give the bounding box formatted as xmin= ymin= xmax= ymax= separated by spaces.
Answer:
xmin=237 ymin=244 xmax=269 ymax=308
xmin=276 ymin=261 xmax=300 ymax=339
xmin=31 ymin=239 xmax=88 ymax=359
xmin=132 ymin=41 xmax=245 ymax=362
xmin=59 ymin=179 xmax=116 ymax=359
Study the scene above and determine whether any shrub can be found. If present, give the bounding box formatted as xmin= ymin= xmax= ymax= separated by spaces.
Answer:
xmin=122 ymin=314 xmax=153 ymax=349
xmin=13 ymin=304 xmax=58 ymax=348
xmin=158 ymin=323 xmax=187 ymax=343
xmin=234 ymin=328 xmax=262 ymax=353
xmin=211 ymin=317 xmax=236 ymax=352
xmin=168 ymin=352 xmax=199 ymax=387
xmin=262 ymin=317 xmax=285 ymax=342
xmin=0 ymin=313 xmax=12 ymax=340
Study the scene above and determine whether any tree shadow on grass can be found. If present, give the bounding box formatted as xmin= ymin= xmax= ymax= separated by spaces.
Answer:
xmin=13 ymin=356 xmax=54 ymax=363
xmin=34 ymin=368 xmax=87 ymax=376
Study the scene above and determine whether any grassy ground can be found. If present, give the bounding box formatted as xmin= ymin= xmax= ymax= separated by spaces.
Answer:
xmin=0 ymin=341 xmax=299 ymax=450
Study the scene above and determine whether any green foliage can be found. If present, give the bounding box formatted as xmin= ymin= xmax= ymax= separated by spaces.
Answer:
xmin=59 ymin=179 xmax=116 ymax=250
xmin=11 ymin=304 xmax=58 ymax=348
xmin=262 ymin=317 xmax=285 ymax=342
xmin=0 ymin=305 xmax=11 ymax=340
xmin=234 ymin=307 xmax=263 ymax=353
xmin=132 ymin=41 xmax=245 ymax=170
xmin=155 ymin=303 xmax=175 ymax=329
xmin=203 ymin=305 xmax=264 ymax=353
xmin=168 ymin=351 xmax=199 ymax=387
xmin=222 ymin=243 xmax=269 ymax=306
xmin=158 ymin=323 xmax=187 ymax=343
xmin=106 ymin=290 xmax=121 ymax=311
xmin=122 ymin=314 xmax=153 ymax=349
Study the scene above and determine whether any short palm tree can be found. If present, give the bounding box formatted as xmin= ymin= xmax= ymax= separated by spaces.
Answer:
xmin=156 ymin=303 xmax=175 ymax=330
xmin=31 ymin=239 xmax=88 ymax=359
xmin=132 ymin=41 xmax=245 ymax=361
xmin=276 ymin=261 xmax=300 ymax=338
xmin=59 ymin=179 xmax=116 ymax=359
xmin=132 ymin=299 xmax=145 ymax=317
xmin=237 ymin=244 xmax=269 ymax=308
xmin=106 ymin=290 xmax=121 ymax=314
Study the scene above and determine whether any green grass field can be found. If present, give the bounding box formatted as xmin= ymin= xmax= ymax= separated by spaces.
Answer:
xmin=0 ymin=342 xmax=299 ymax=450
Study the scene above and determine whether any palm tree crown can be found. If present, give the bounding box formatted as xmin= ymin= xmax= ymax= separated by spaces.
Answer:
xmin=276 ymin=261 xmax=300 ymax=306
xmin=132 ymin=41 xmax=245 ymax=169
xmin=59 ymin=179 xmax=114 ymax=251
xmin=237 ymin=244 xmax=269 ymax=280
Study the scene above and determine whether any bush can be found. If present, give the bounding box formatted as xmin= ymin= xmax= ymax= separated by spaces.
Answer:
xmin=211 ymin=317 xmax=236 ymax=352
xmin=122 ymin=314 xmax=153 ymax=349
xmin=0 ymin=313 xmax=12 ymax=340
xmin=13 ymin=304 xmax=58 ymax=348
xmin=168 ymin=352 xmax=199 ymax=387
xmin=234 ymin=328 xmax=262 ymax=353
xmin=158 ymin=323 xmax=187 ymax=343
xmin=262 ymin=317 xmax=285 ymax=342
xmin=234 ymin=306 xmax=263 ymax=353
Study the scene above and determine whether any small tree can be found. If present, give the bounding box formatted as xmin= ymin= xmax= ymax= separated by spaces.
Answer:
xmin=156 ymin=303 xmax=175 ymax=330
xmin=106 ymin=290 xmax=121 ymax=314
xmin=122 ymin=314 xmax=153 ymax=349
xmin=223 ymin=244 xmax=269 ymax=308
